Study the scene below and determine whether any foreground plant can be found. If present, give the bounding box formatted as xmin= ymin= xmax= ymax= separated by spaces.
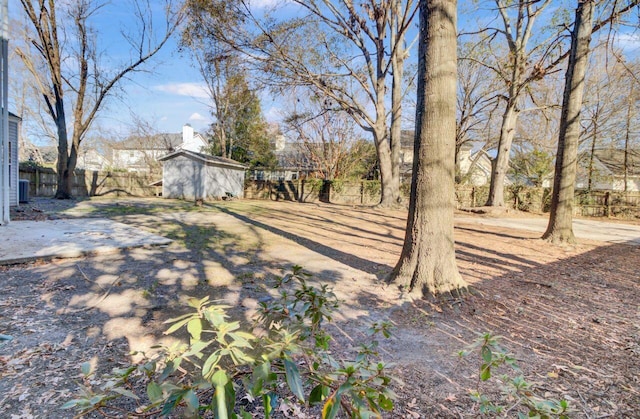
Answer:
xmin=460 ymin=333 xmax=570 ymax=418
xmin=63 ymin=266 xmax=396 ymax=418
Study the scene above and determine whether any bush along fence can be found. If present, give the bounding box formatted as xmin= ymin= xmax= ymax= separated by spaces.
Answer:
xmin=19 ymin=166 xmax=160 ymax=198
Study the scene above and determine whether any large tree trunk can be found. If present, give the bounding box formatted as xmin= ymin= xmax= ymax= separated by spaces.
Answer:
xmin=388 ymin=0 xmax=466 ymax=297
xmin=543 ymin=0 xmax=594 ymax=244
xmin=390 ymin=0 xmax=406 ymax=200
xmin=54 ymin=109 xmax=72 ymax=199
xmin=376 ymin=127 xmax=400 ymax=207
xmin=486 ymin=101 xmax=519 ymax=206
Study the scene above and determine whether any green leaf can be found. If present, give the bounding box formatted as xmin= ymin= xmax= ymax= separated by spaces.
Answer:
xmin=61 ymin=399 xmax=84 ymax=410
xmin=322 ymin=393 xmax=341 ymax=419
xmin=323 ymin=383 xmax=352 ymax=419
xmin=164 ymin=316 xmax=195 ymax=335
xmin=212 ymin=369 xmax=229 ymax=387
xmin=202 ymin=351 xmax=221 ymax=380
xmin=224 ymin=380 xmax=237 ymax=414
xmin=263 ymin=393 xmax=273 ymax=419
xmin=378 ymin=393 xmax=393 ymax=411
xmin=284 ymin=358 xmax=305 ymax=402
xmin=111 ymin=387 xmax=140 ymax=400
xmin=161 ymin=390 xmax=183 ymax=416
xmin=482 ymin=345 xmax=493 ymax=363
xmin=309 ymin=384 xmax=329 ymax=404
xmin=184 ymin=389 xmax=199 ymax=413
xmin=480 ymin=363 xmax=492 ymax=381
xmin=147 ymin=382 xmax=163 ymax=403
xmin=80 ymin=362 xmax=92 ymax=377
xmin=184 ymin=340 xmax=212 ymax=358
xmin=159 ymin=360 xmax=176 ymax=381
xmin=187 ymin=318 xmax=204 ymax=341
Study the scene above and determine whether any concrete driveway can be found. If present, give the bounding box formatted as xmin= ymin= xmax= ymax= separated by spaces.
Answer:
xmin=0 ymin=218 xmax=172 ymax=265
xmin=456 ymin=216 xmax=640 ymax=245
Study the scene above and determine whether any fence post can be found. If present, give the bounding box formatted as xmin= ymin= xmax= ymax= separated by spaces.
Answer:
xmin=605 ymin=191 xmax=610 ymax=217
xmin=35 ymin=168 xmax=40 ymax=196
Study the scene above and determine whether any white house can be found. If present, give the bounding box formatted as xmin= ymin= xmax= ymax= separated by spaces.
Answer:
xmin=575 ymin=148 xmax=640 ymax=191
xmin=112 ymin=124 xmax=208 ymax=173
xmin=159 ymin=150 xmax=247 ymax=200
xmin=457 ymin=145 xmax=493 ymax=186
xmin=399 ymin=131 xmax=493 ymax=185
xmin=76 ymin=147 xmax=111 ymax=171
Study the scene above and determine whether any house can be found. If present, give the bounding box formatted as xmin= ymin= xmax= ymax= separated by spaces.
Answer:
xmin=399 ymin=131 xmax=492 ymax=186
xmin=76 ymin=147 xmax=111 ymax=171
xmin=159 ymin=149 xmax=247 ymax=200
xmin=575 ymin=148 xmax=640 ymax=191
xmin=457 ymin=145 xmax=493 ymax=186
xmin=111 ymin=124 xmax=208 ymax=173
xmin=247 ymin=134 xmax=314 ymax=181
xmin=1 ymin=112 xmax=21 ymax=225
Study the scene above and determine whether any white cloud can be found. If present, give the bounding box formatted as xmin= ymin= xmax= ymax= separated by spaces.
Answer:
xmin=154 ymin=82 xmax=209 ymax=99
xmin=250 ymin=0 xmax=281 ymax=8
xmin=614 ymin=33 xmax=640 ymax=52
xmin=189 ymin=112 xmax=208 ymax=122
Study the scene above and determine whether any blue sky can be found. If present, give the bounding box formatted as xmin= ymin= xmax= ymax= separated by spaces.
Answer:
xmin=7 ymin=0 xmax=639 ymax=145
xmin=7 ymin=0 xmax=285 ymax=142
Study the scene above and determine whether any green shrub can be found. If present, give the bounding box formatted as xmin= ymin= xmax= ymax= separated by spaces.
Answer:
xmin=63 ymin=266 xmax=396 ymax=418
xmin=459 ymin=333 xmax=570 ymax=418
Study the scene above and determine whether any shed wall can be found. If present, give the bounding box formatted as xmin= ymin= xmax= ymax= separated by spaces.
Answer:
xmin=162 ymin=155 xmax=204 ymax=200
xmin=204 ymin=164 xmax=245 ymax=198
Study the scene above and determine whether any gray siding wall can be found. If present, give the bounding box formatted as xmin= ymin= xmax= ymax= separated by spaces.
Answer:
xmin=163 ymin=155 xmax=204 ymax=200
xmin=9 ymin=119 xmax=18 ymax=206
xmin=204 ymin=163 xmax=245 ymax=198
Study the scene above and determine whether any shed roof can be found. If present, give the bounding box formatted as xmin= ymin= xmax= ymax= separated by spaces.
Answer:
xmin=159 ymin=149 xmax=248 ymax=170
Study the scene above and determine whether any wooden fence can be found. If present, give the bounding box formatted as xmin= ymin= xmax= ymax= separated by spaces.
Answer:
xmin=19 ymin=166 xmax=159 ymax=198
xmin=19 ymin=167 xmax=640 ymax=219
xmin=574 ymin=190 xmax=640 ymax=218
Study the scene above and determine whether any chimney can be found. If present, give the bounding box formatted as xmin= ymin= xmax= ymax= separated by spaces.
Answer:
xmin=182 ymin=123 xmax=194 ymax=144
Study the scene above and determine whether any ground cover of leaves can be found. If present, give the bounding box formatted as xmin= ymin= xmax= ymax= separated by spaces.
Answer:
xmin=1 ymin=197 xmax=639 ymax=418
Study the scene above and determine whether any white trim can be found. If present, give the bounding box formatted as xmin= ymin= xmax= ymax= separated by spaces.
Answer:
xmin=159 ymin=149 xmax=248 ymax=170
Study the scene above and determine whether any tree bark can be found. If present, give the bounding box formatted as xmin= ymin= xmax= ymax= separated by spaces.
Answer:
xmin=487 ymin=100 xmax=519 ymax=206
xmin=484 ymin=0 xmax=551 ymax=207
xmin=388 ymin=0 xmax=466 ymax=297
xmin=543 ymin=0 xmax=594 ymax=244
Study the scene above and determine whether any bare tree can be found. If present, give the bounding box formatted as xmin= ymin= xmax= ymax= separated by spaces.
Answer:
xmin=283 ymin=93 xmax=370 ymax=180
xmin=388 ymin=0 xmax=466 ymax=296
xmin=184 ymin=0 xmax=418 ymax=207
xmin=543 ymin=0 xmax=594 ymax=244
xmin=16 ymin=0 xmax=181 ymax=198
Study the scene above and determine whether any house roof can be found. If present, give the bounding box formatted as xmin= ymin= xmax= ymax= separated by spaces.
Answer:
xmin=400 ymin=130 xmax=414 ymax=149
xmin=113 ymin=133 xmax=184 ymax=151
xmin=591 ymin=148 xmax=640 ymax=176
xmin=159 ymin=149 xmax=248 ymax=170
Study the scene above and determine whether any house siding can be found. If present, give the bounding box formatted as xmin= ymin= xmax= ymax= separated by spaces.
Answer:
xmin=9 ymin=118 xmax=18 ymax=206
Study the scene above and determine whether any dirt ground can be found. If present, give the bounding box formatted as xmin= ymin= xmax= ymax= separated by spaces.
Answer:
xmin=1 ymin=197 xmax=639 ymax=418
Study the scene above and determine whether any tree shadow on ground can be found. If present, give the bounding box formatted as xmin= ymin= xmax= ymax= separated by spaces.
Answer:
xmin=1 ymin=197 xmax=638 ymax=418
